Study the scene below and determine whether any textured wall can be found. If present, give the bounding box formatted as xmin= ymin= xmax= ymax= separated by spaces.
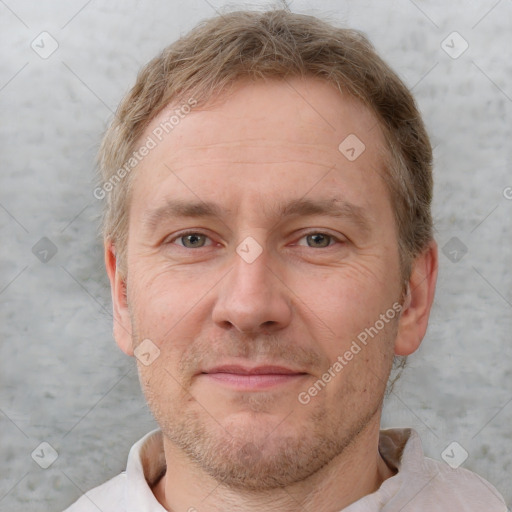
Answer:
xmin=0 ymin=1 xmax=510 ymax=510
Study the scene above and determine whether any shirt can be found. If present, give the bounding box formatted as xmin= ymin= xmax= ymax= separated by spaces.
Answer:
xmin=63 ymin=428 xmax=507 ymax=511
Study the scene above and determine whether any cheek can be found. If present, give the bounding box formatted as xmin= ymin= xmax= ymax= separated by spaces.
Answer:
xmin=128 ymin=264 xmax=206 ymax=335
xmin=290 ymin=263 xmax=397 ymax=333
xmin=318 ymin=318 xmax=398 ymax=405
xmin=291 ymin=269 xmax=401 ymax=388
xmin=127 ymin=265 xmax=220 ymax=379
xmin=137 ymin=360 xmax=185 ymax=420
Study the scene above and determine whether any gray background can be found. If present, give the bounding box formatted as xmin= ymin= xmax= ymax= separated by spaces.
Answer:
xmin=1 ymin=0 xmax=511 ymax=510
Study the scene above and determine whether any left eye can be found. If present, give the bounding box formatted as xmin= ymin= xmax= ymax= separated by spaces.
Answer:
xmin=297 ymin=233 xmax=338 ymax=248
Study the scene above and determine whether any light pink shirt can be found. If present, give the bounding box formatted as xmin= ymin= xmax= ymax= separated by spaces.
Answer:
xmin=63 ymin=428 xmax=507 ymax=511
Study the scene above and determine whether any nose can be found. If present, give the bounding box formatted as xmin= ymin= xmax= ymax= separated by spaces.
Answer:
xmin=211 ymin=241 xmax=293 ymax=334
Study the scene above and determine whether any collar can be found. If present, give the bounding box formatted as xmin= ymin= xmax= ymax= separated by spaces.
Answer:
xmin=124 ymin=428 xmax=421 ymax=511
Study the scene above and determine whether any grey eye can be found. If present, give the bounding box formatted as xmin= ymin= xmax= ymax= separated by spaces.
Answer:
xmin=306 ymin=233 xmax=332 ymax=248
xmin=180 ymin=233 xmax=207 ymax=248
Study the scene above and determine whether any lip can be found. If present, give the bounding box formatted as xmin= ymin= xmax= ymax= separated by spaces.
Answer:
xmin=199 ymin=364 xmax=308 ymax=390
xmin=204 ymin=365 xmax=304 ymax=375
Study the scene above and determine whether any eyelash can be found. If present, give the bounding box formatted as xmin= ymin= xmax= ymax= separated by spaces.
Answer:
xmin=167 ymin=230 xmax=345 ymax=249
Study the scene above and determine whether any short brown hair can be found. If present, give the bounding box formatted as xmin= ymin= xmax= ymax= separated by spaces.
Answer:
xmin=97 ymin=8 xmax=433 ymax=280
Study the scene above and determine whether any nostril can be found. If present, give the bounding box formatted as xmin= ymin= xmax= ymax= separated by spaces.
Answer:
xmin=261 ymin=321 xmax=278 ymax=333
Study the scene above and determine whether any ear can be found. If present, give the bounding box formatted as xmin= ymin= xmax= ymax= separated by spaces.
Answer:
xmin=104 ymin=240 xmax=134 ymax=356
xmin=394 ymin=240 xmax=438 ymax=356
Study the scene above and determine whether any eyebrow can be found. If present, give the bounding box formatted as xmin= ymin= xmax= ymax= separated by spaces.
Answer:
xmin=142 ymin=197 xmax=372 ymax=236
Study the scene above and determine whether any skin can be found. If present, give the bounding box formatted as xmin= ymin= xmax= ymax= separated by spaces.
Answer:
xmin=105 ymin=77 xmax=438 ymax=512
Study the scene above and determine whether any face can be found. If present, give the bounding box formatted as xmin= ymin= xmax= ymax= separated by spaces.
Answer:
xmin=110 ymin=77 xmax=425 ymax=490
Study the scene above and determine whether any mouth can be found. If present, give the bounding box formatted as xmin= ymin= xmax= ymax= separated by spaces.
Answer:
xmin=199 ymin=364 xmax=309 ymax=391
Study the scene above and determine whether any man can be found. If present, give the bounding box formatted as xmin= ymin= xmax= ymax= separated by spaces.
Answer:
xmin=65 ymin=8 xmax=507 ymax=512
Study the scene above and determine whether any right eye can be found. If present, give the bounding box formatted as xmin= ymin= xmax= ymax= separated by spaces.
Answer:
xmin=168 ymin=231 xmax=213 ymax=249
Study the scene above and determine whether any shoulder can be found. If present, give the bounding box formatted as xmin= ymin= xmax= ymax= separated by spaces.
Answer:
xmin=62 ymin=472 xmax=126 ymax=512
xmin=418 ymin=456 xmax=507 ymax=511
xmin=379 ymin=428 xmax=507 ymax=511
xmin=61 ymin=429 xmax=165 ymax=512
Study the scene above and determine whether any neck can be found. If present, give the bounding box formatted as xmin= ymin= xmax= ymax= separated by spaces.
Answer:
xmin=153 ymin=419 xmax=396 ymax=512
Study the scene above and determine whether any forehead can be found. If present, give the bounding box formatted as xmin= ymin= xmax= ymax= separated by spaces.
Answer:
xmin=130 ymin=77 xmax=391 ymax=220
xmin=148 ymin=77 xmax=385 ymax=157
